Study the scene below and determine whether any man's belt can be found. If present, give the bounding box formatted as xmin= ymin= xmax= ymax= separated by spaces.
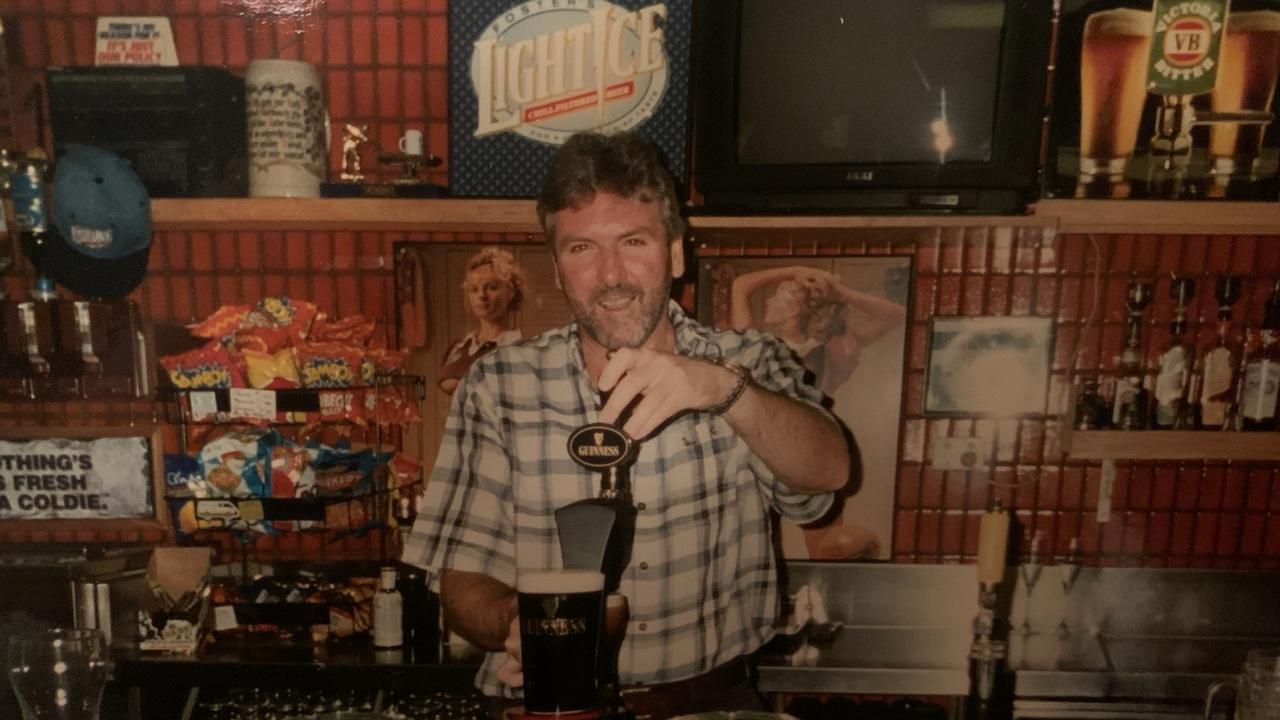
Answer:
xmin=618 ymin=657 xmax=754 ymax=720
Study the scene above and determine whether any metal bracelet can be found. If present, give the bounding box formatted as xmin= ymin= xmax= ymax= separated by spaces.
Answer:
xmin=704 ymin=359 xmax=749 ymax=415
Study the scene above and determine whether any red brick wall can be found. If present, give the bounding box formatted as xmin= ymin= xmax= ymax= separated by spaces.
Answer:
xmin=3 ymin=1 xmax=1278 ymax=567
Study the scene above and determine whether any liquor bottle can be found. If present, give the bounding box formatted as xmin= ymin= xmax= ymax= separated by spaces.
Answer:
xmin=373 ymin=566 xmax=404 ymax=648
xmin=1113 ymin=280 xmax=1153 ymax=429
xmin=1200 ymin=277 xmax=1243 ymax=429
xmin=1154 ymin=277 xmax=1195 ymax=428
xmin=1179 ymin=352 xmax=1203 ymax=430
xmin=1239 ymin=284 xmax=1280 ymax=431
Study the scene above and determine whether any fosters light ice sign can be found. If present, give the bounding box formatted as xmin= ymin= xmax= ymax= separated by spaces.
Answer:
xmin=450 ymin=0 xmax=691 ymax=197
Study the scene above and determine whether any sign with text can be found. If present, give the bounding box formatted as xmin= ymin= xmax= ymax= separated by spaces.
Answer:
xmin=1044 ymin=0 xmax=1280 ymax=201
xmin=448 ymin=0 xmax=691 ymax=196
xmin=95 ymin=17 xmax=178 ymax=66
xmin=0 ymin=436 xmax=155 ymax=519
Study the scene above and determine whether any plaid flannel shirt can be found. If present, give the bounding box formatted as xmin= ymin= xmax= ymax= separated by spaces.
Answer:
xmin=402 ymin=300 xmax=834 ymax=697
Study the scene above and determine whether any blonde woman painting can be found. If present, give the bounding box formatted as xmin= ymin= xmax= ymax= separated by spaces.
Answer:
xmin=438 ymin=247 xmax=528 ymax=394
xmin=729 ymin=263 xmax=907 ymax=560
xmin=729 ymin=265 xmax=905 ymax=397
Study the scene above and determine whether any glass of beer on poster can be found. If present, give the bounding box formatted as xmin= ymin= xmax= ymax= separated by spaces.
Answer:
xmin=1078 ymin=6 xmax=1154 ymax=196
xmin=517 ymin=570 xmax=604 ymax=714
xmin=1210 ymin=9 xmax=1280 ymax=184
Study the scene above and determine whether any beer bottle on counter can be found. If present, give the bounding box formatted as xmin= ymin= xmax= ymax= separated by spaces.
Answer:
xmin=1154 ymin=277 xmax=1195 ymax=428
xmin=399 ymin=568 xmax=439 ymax=660
xmin=1199 ymin=277 xmax=1243 ymax=429
xmin=373 ymin=566 xmax=403 ymax=648
xmin=1239 ymin=283 xmax=1280 ymax=431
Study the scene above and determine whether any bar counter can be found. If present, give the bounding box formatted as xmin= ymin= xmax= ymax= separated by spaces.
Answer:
xmin=113 ymin=642 xmax=483 ymax=692
xmin=756 ymin=627 xmax=1260 ymax=699
xmin=107 ymin=562 xmax=1280 ymax=719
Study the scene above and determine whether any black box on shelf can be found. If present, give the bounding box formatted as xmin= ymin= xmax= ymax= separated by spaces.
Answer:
xmin=47 ymin=66 xmax=247 ymax=197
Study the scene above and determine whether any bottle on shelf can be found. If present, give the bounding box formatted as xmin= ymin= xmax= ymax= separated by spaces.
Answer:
xmin=1179 ymin=352 xmax=1204 ymax=430
xmin=1199 ymin=276 xmax=1243 ymax=430
xmin=373 ymin=565 xmax=404 ymax=648
xmin=1112 ymin=280 xmax=1153 ymax=429
xmin=1240 ymin=283 xmax=1280 ymax=431
xmin=1154 ymin=277 xmax=1195 ymax=429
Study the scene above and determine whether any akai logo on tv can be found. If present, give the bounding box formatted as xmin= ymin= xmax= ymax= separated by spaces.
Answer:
xmin=470 ymin=1 xmax=671 ymax=144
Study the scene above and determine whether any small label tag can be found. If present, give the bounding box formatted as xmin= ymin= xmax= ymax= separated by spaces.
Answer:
xmin=189 ymin=391 xmax=218 ymax=421
xmin=237 ymin=500 xmax=265 ymax=523
xmin=230 ymin=388 xmax=277 ymax=420
xmin=1097 ymin=460 xmax=1115 ymax=523
xmin=94 ymin=16 xmax=179 ymax=66
xmin=213 ymin=604 xmax=238 ymax=631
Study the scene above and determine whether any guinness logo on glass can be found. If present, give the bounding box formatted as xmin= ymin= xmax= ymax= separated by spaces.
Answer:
xmin=568 ymin=422 xmax=633 ymax=470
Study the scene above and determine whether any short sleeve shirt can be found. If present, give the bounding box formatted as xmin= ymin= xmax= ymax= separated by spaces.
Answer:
xmin=402 ymin=300 xmax=835 ymax=697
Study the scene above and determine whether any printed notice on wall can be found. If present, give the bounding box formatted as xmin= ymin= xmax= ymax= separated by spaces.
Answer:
xmin=0 ymin=437 xmax=154 ymax=520
xmin=94 ymin=16 xmax=178 ymax=66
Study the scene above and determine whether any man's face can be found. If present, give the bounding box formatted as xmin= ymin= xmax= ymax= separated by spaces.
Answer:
xmin=550 ymin=192 xmax=684 ymax=350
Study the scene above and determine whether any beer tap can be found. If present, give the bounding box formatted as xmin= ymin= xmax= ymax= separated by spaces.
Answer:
xmin=967 ymin=500 xmax=1013 ymax=720
xmin=1147 ymin=94 xmax=1272 ymax=196
xmin=560 ymin=392 xmax=639 ymax=592
xmin=560 ymin=391 xmax=641 ymax=720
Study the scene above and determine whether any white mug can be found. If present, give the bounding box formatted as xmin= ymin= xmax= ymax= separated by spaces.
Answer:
xmin=399 ymin=129 xmax=424 ymax=157
xmin=245 ymin=59 xmax=328 ymax=197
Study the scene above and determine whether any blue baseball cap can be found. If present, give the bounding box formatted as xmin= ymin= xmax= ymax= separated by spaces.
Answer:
xmin=22 ymin=144 xmax=153 ymax=300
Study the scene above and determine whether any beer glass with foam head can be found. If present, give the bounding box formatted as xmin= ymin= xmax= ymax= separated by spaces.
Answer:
xmin=1079 ymin=8 xmax=1154 ymax=187
xmin=517 ymin=570 xmax=604 ymax=714
xmin=6 ymin=628 xmax=110 ymax=720
xmin=1210 ymin=11 xmax=1280 ymax=182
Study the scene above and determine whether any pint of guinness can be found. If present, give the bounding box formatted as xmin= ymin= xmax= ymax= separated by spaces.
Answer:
xmin=517 ymin=569 xmax=605 ymax=714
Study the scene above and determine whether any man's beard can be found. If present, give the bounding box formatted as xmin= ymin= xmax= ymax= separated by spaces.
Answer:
xmin=569 ymin=277 xmax=671 ymax=350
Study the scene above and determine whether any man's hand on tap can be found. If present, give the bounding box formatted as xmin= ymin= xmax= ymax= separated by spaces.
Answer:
xmin=598 ymin=348 xmax=742 ymax=440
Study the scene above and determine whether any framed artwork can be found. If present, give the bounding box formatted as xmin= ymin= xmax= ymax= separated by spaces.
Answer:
xmin=925 ymin=316 xmax=1055 ymax=417
xmin=397 ymin=242 xmax=571 ymax=470
xmin=697 ymin=255 xmax=912 ymax=561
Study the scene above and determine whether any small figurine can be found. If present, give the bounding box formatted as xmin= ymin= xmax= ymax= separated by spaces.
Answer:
xmin=339 ymin=123 xmax=370 ymax=182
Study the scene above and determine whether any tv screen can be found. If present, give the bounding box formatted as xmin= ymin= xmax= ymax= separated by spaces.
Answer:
xmin=738 ymin=1 xmax=1004 ymax=166
xmin=692 ymin=0 xmax=1052 ymax=214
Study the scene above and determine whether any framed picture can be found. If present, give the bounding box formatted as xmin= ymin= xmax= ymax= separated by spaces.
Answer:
xmin=397 ymin=242 xmax=571 ymax=470
xmin=925 ymin=316 xmax=1055 ymax=417
xmin=696 ymin=255 xmax=912 ymax=561
xmin=0 ymin=425 xmax=167 ymax=532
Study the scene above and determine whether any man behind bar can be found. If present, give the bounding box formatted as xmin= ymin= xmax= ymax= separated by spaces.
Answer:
xmin=403 ymin=130 xmax=854 ymax=716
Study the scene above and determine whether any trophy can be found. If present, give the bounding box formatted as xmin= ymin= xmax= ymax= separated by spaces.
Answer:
xmin=320 ymin=125 xmax=447 ymax=198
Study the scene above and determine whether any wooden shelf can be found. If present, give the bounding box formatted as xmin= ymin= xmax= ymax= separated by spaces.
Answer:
xmin=1033 ymin=199 xmax=1280 ymax=235
xmin=1066 ymin=430 xmax=1280 ymax=461
xmin=148 ymin=197 xmax=1280 ymax=236
xmin=151 ymin=197 xmax=541 ymax=233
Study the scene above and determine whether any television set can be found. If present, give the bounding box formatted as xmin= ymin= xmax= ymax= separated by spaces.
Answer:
xmin=690 ymin=0 xmax=1053 ymax=214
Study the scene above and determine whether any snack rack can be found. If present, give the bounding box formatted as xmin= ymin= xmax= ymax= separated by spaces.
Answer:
xmin=161 ymin=374 xmax=426 ymax=566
